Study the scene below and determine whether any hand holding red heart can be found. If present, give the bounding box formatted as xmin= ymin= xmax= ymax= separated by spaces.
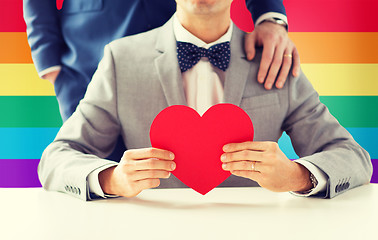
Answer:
xmin=99 ymin=104 xmax=312 ymax=197
xmin=221 ymin=141 xmax=313 ymax=192
xmin=99 ymin=148 xmax=175 ymax=198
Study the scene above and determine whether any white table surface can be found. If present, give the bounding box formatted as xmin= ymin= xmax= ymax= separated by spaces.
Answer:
xmin=1 ymin=184 xmax=377 ymax=240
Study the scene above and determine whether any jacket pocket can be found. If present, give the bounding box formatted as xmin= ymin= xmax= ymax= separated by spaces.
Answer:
xmin=240 ymin=93 xmax=280 ymax=110
xmin=63 ymin=0 xmax=103 ymax=13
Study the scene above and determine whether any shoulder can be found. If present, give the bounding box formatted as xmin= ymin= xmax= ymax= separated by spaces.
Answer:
xmin=108 ymin=27 xmax=162 ymax=59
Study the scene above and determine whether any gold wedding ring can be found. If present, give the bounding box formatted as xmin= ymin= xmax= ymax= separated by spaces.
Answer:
xmin=283 ymin=54 xmax=293 ymax=58
xmin=251 ymin=161 xmax=256 ymax=171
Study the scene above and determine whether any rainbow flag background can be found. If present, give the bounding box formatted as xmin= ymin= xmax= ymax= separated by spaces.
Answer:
xmin=0 ymin=0 xmax=377 ymax=187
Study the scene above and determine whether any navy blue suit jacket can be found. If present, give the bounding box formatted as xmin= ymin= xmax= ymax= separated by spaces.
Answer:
xmin=24 ymin=0 xmax=286 ymax=120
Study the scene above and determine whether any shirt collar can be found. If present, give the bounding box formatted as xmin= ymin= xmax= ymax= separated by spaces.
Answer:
xmin=173 ymin=14 xmax=233 ymax=49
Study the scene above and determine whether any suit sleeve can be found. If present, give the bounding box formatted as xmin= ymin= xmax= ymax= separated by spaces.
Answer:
xmin=39 ymin=45 xmax=121 ymax=201
xmin=282 ymin=70 xmax=373 ymax=198
xmin=23 ymin=0 xmax=64 ymax=73
xmin=245 ymin=0 xmax=287 ymax=24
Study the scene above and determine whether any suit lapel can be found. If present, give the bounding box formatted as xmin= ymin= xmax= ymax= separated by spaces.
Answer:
xmin=154 ymin=18 xmax=187 ymax=106
xmin=223 ymin=25 xmax=254 ymax=106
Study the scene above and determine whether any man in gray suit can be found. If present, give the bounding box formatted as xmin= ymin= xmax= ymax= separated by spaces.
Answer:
xmin=40 ymin=0 xmax=372 ymax=201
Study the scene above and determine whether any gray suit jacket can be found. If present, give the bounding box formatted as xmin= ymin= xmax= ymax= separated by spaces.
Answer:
xmin=40 ymin=18 xmax=372 ymax=201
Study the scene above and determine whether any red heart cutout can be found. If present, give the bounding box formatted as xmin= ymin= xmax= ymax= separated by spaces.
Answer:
xmin=150 ymin=103 xmax=254 ymax=195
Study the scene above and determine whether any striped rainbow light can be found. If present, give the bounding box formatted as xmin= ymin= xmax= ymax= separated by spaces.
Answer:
xmin=0 ymin=0 xmax=377 ymax=187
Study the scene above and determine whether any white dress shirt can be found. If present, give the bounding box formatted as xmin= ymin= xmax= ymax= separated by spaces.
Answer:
xmin=87 ymin=14 xmax=326 ymax=198
xmin=174 ymin=15 xmax=232 ymax=115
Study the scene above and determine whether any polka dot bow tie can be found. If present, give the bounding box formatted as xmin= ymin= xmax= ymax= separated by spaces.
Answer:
xmin=177 ymin=41 xmax=231 ymax=72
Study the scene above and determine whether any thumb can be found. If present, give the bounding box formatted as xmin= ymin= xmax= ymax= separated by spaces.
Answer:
xmin=244 ymin=32 xmax=257 ymax=61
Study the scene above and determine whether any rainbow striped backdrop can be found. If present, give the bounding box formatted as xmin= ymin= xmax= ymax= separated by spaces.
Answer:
xmin=0 ymin=0 xmax=377 ymax=187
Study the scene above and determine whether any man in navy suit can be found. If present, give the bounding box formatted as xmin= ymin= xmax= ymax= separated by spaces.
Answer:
xmin=23 ymin=0 xmax=299 ymax=121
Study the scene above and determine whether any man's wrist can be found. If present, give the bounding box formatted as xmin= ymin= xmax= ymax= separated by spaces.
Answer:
xmin=254 ymin=12 xmax=288 ymax=29
xmin=260 ymin=18 xmax=288 ymax=31
xmin=39 ymin=66 xmax=61 ymax=79
xmin=98 ymin=166 xmax=116 ymax=195
xmin=43 ymin=70 xmax=61 ymax=85
xmin=292 ymin=162 xmax=314 ymax=192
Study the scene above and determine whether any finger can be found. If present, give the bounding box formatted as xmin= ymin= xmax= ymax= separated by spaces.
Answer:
xmin=230 ymin=170 xmax=261 ymax=182
xmin=221 ymin=150 xmax=265 ymax=163
xmin=291 ymin=47 xmax=301 ymax=77
xmin=133 ymin=158 xmax=176 ymax=171
xmin=244 ymin=32 xmax=257 ymax=61
xmin=223 ymin=141 xmax=271 ymax=153
xmin=135 ymin=178 xmax=161 ymax=191
xmin=123 ymin=148 xmax=175 ymax=161
xmin=130 ymin=170 xmax=171 ymax=181
xmin=264 ymin=44 xmax=286 ymax=90
xmin=275 ymin=49 xmax=293 ymax=89
xmin=257 ymin=41 xmax=275 ymax=84
xmin=222 ymin=161 xmax=264 ymax=172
